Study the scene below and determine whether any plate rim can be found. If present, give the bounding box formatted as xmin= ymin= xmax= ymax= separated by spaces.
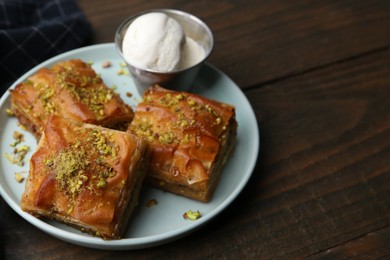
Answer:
xmin=0 ymin=43 xmax=260 ymax=250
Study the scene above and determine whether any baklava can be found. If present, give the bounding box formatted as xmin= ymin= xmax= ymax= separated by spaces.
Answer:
xmin=20 ymin=115 xmax=150 ymax=239
xmin=128 ymin=85 xmax=237 ymax=202
xmin=10 ymin=59 xmax=133 ymax=139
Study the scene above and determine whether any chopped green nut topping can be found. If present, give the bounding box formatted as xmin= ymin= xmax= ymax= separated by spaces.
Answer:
xmin=4 ymin=132 xmax=30 ymax=166
xmin=145 ymin=199 xmax=158 ymax=208
xmin=183 ymin=210 xmax=201 ymax=221
xmin=15 ymin=172 xmax=25 ymax=183
xmin=5 ymin=108 xmax=14 ymax=116
xmin=97 ymin=178 xmax=107 ymax=188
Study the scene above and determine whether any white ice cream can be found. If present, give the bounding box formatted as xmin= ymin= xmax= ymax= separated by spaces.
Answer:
xmin=122 ymin=12 xmax=205 ymax=72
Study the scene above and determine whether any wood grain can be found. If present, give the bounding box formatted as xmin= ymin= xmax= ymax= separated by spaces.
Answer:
xmin=76 ymin=0 xmax=390 ymax=88
xmin=238 ymin=47 xmax=390 ymax=258
xmin=311 ymin=226 xmax=390 ymax=258
xmin=2 ymin=39 xmax=389 ymax=260
xmin=1 ymin=0 xmax=390 ymax=258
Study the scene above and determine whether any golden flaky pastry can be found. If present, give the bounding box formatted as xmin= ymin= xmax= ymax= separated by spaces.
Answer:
xmin=20 ymin=115 xmax=150 ymax=239
xmin=128 ymin=85 xmax=237 ymax=202
xmin=10 ymin=59 xmax=133 ymax=139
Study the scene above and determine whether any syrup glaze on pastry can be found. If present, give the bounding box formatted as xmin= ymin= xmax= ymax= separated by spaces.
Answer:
xmin=10 ymin=59 xmax=133 ymax=139
xmin=129 ymin=85 xmax=237 ymax=202
xmin=20 ymin=115 xmax=150 ymax=239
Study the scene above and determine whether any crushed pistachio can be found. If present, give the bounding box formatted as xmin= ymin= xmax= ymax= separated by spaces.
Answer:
xmin=97 ymin=178 xmax=107 ymax=188
xmin=13 ymin=131 xmax=23 ymax=140
xmin=53 ymin=65 xmax=113 ymax=118
xmin=101 ymin=61 xmax=112 ymax=68
xmin=67 ymin=206 xmax=74 ymax=214
xmin=4 ymin=152 xmax=15 ymax=164
xmin=4 ymin=143 xmax=30 ymax=166
xmin=35 ymin=82 xmax=56 ymax=114
xmin=145 ymin=199 xmax=158 ymax=208
xmin=43 ymin=127 xmax=119 ymax=199
xmin=18 ymin=124 xmax=28 ymax=131
xmin=119 ymin=62 xmax=127 ymax=67
xmin=143 ymin=95 xmax=152 ymax=103
xmin=158 ymin=132 xmax=176 ymax=144
xmin=179 ymin=119 xmax=188 ymax=127
xmin=10 ymin=131 xmax=24 ymax=147
xmin=183 ymin=210 xmax=201 ymax=221
xmin=175 ymin=94 xmax=184 ymax=100
xmin=117 ymin=68 xmax=125 ymax=75
xmin=5 ymin=108 xmax=14 ymax=116
xmin=131 ymin=90 xmax=227 ymax=149
xmin=187 ymin=98 xmax=196 ymax=106
xmin=14 ymin=172 xmax=25 ymax=183
xmin=16 ymin=145 xmax=30 ymax=153
xmin=89 ymin=129 xmax=117 ymax=156
xmin=182 ymin=134 xmax=190 ymax=144
xmin=47 ymin=148 xmax=89 ymax=196
xmin=160 ymin=93 xmax=179 ymax=108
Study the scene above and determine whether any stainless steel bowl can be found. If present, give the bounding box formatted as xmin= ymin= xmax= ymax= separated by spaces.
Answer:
xmin=115 ymin=9 xmax=214 ymax=94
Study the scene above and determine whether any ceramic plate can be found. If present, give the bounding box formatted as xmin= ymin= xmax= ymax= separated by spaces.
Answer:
xmin=0 ymin=43 xmax=259 ymax=250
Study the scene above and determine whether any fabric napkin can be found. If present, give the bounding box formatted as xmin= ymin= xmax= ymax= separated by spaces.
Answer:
xmin=0 ymin=0 xmax=92 ymax=96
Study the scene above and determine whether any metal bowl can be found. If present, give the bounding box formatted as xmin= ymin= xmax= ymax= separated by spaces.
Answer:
xmin=115 ymin=9 xmax=214 ymax=94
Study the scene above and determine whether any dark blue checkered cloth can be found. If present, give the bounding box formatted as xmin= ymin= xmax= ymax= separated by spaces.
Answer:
xmin=0 ymin=0 xmax=91 ymax=95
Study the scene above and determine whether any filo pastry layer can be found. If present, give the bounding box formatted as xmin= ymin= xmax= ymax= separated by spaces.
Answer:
xmin=20 ymin=115 xmax=150 ymax=239
xmin=10 ymin=59 xmax=133 ymax=139
xmin=128 ymin=85 xmax=237 ymax=202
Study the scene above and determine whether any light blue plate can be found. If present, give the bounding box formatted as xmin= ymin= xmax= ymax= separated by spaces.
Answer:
xmin=0 ymin=43 xmax=259 ymax=250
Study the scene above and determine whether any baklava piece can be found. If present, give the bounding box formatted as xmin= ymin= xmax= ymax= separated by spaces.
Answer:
xmin=10 ymin=59 xmax=133 ymax=139
xmin=20 ymin=115 xmax=150 ymax=239
xmin=128 ymin=85 xmax=237 ymax=202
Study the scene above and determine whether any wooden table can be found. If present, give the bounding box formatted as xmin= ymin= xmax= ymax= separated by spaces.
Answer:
xmin=1 ymin=0 xmax=390 ymax=258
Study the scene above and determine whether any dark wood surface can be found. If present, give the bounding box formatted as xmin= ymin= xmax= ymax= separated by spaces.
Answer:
xmin=1 ymin=0 xmax=390 ymax=258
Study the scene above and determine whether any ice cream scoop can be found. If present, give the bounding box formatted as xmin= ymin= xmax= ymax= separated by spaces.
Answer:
xmin=115 ymin=9 xmax=213 ymax=94
xmin=122 ymin=12 xmax=205 ymax=72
